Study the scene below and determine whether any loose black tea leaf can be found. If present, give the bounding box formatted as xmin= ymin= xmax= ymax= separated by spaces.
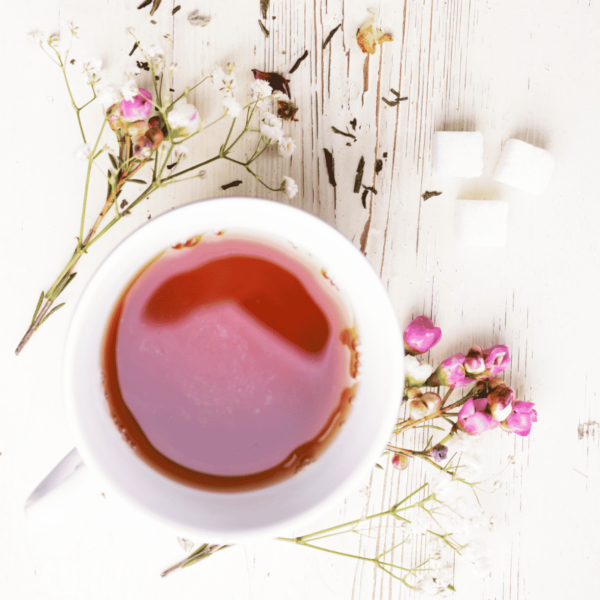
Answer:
xmin=362 ymin=184 xmax=378 ymax=195
xmin=221 ymin=180 xmax=244 ymax=190
xmin=323 ymin=149 xmax=337 ymax=187
xmin=346 ymin=142 xmax=351 ymax=147
xmin=289 ymin=50 xmax=309 ymax=74
xmin=260 ymin=0 xmax=270 ymax=20
xmin=383 ymin=152 xmax=388 ymax=158
xmin=323 ymin=23 xmax=341 ymax=49
xmin=150 ymin=0 xmax=162 ymax=16
xmin=137 ymin=0 xmax=152 ymax=9
xmin=129 ymin=42 xmax=138 ymax=56
xmin=332 ymin=126 xmax=356 ymax=141
xmin=151 ymin=19 xmax=157 ymax=24
xmin=136 ymin=60 xmax=150 ymax=72
xmin=120 ymin=199 xmax=129 ymax=209
xmin=350 ymin=118 xmax=357 ymax=130
xmin=166 ymin=163 xmax=177 ymax=170
xmin=382 ymin=89 xmax=408 ymax=107
xmin=70 ymin=58 xmax=76 ymax=65
xmin=361 ymin=189 xmax=368 ymax=208
xmin=375 ymin=159 xmax=383 ymax=174
xmin=354 ymin=156 xmax=365 ymax=193
xmin=172 ymin=5 xmax=181 ymax=15
xmin=277 ymin=100 xmax=299 ymax=121
xmin=258 ymin=20 xmax=270 ymax=37
xmin=422 ymin=191 xmax=443 ymax=201
xmin=252 ymin=69 xmax=290 ymax=97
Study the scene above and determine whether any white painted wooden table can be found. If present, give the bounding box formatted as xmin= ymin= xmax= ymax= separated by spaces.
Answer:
xmin=2 ymin=0 xmax=599 ymax=598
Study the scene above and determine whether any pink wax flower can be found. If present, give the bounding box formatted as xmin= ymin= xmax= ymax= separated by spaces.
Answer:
xmin=464 ymin=345 xmax=486 ymax=377
xmin=426 ymin=353 xmax=474 ymax=388
xmin=487 ymin=384 xmax=515 ymax=421
xmin=502 ymin=401 xmax=537 ymax=437
xmin=403 ymin=316 xmax=442 ymax=355
xmin=457 ymin=398 xmax=499 ymax=435
xmin=483 ymin=345 xmax=510 ymax=375
xmin=392 ymin=454 xmax=409 ymax=471
xmin=119 ymin=88 xmax=152 ymax=122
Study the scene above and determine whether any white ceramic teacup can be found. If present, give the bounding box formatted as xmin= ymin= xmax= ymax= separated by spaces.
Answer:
xmin=50 ymin=197 xmax=403 ymax=543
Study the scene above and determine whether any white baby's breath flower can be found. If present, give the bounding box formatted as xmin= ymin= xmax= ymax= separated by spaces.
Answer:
xmin=212 ymin=65 xmax=237 ymax=96
xmin=27 ymin=29 xmax=45 ymax=45
xmin=283 ymin=176 xmax=298 ymax=199
xmin=121 ymin=78 xmax=140 ymax=102
xmin=260 ymin=112 xmax=283 ymax=142
xmin=277 ymin=136 xmax=296 ymax=158
xmin=75 ymin=144 xmax=92 ymax=161
xmin=68 ymin=22 xmax=79 ymax=38
xmin=172 ymin=145 xmax=188 ymax=161
xmin=141 ymin=43 xmax=165 ymax=70
xmin=167 ymin=102 xmax=202 ymax=137
xmin=222 ymin=95 xmax=242 ymax=118
xmin=272 ymin=90 xmax=290 ymax=101
xmin=427 ymin=470 xmax=456 ymax=503
xmin=96 ymin=85 xmax=121 ymax=109
xmin=406 ymin=511 xmax=430 ymax=535
xmin=251 ymin=79 xmax=273 ymax=109
xmin=168 ymin=62 xmax=178 ymax=75
xmin=81 ymin=58 xmax=105 ymax=85
xmin=405 ymin=355 xmax=433 ymax=386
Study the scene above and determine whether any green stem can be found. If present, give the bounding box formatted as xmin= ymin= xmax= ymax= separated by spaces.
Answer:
xmin=162 ymin=155 xmax=220 ymax=183
xmin=60 ymin=65 xmax=86 ymax=143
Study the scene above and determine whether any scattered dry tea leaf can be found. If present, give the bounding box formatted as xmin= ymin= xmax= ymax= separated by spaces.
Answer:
xmin=356 ymin=11 xmax=393 ymax=55
xmin=277 ymin=99 xmax=299 ymax=121
xmin=289 ymin=50 xmax=308 ymax=74
xmin=258 ymin=20 xmax=270 ymax=37
xmin=188 ymin=10 xmax=211 ymax=27
xmin=222 ymin=180 xmax=243 ymax=190
xmin=323 ymin=149 xmax=337 ymax=187
xmin=354 ymin=156 xmax=365 ymax=193
xmin=422 ymin=191 xmax=442 ymax=201
xmin=322 ymin=23 xmax=341 ymax=49
xmin=260 ymin=0 xmax=270 ymax=20
xmin=252 ymin=69 xmax=291 ymax=97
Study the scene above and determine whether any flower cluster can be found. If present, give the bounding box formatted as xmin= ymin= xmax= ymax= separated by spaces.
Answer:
xmin=18 ymin=27 xmax=300 ymax=355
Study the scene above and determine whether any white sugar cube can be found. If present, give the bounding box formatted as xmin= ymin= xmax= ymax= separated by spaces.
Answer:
xmin=455 ymin=200 xmax=509 ymax=247
xmin=493 ymin=139 xmax=554 ymax=195
xmin=432 ymin=131 xmax=484 ymax=178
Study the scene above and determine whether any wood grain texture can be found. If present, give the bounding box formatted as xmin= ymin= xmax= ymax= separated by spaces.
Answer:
xmin=1 ymin=0 xmax=600 ymax=598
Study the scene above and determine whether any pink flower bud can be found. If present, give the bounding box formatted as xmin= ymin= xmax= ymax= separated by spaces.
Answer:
xmin=403 ymin=316 xmax=442 ymax=355
xmin=392 ymin=454 xmax=409 ymax=471
xmin=132 ymin=135 xmax=153 ymax=159
xmin=146 ymin=127 xmax=164 ymax=148
xmin=119 ymin=88 xmax=152 ymax=122
xmin=464 ymin=346 xmax=486 ymax=376
xmin=488 ymin=384 xmax=515 ymax=421
xmin=501 ymin=401 xmax=537 ymax=436
xmin=405 ymin=387 xmax=422 ymax=401
xmin=483 ymin=345 xmax=510 ymax=375
xmin=426 ymin=353 xmax=474 ymax=388
xmin=126 ymin=120 xmax=149 ymax=137
xmin=457 ymin=398 xmax=499 ymax=435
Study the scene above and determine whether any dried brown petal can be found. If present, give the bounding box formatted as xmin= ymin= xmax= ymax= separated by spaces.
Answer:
xmin=356 ymin=11 xmax=393 ymax=55
xmin=277 ymin=100 xmax=299 ymax=121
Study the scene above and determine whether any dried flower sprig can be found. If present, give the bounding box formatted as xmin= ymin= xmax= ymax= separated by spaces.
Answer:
xmin=17 ymin=28 xmax=298 ymax=354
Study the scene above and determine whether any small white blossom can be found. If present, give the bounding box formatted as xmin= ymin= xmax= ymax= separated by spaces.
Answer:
xmin=121 ymin=79 xmax=140 ymax=102
xmin=167 ymin=102 xmax=202 ymax=137
xmin=405 ymin=355 xmax=433 ymax=386
xmin=75 ymin=144 xmax=92 ymax=161
xmin=27 ymin=29 xmax=45 ymax=45
xmin=260 ymin=112 xmax=284 ymax=142
xmin=96 ymin=85 xmax=121 ymax=109
xmin=68 ymin=22 xmax=79 ymax=38
xmin=406 ymin=511 xmax=430 ymax=535
xmin=168 ymin=62 xmax=178 ymax=75
xmin=222 ymin=96 xmax=242 ymax=118
xmin=283 ymin=176 xmax=298 ymax=199
xmin=212 ymin=65 xmax=237 ymax=96
xmin=427 ymin=470 xmax=456 ymax=503
xmin=141 ymin=43 xmax=165 ymax=69
xmin=81 ymin=58 xmax=105 ymax=85
xmin=277 ymin=136 xmax=296 ymax=158
xmin=172 ymin=145 xmax=188 ymax=161
xmin=251 ymin=79 xmax=273 ymax=109
xmin=272 ymin=90 xmax=290 ymax=101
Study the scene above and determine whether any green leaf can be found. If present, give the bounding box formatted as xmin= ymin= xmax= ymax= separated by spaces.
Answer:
xmin=31 ymin=291 xmax=44 ymax=325
xmin=49 ymin=273 xmax=76 ymax=301
xmin=108 ymin=154 xmax=119 ymax=169
xmin=374 ymin=463 xmax=384 ymax=470
xmin=38 ymin=303 xmax=66 ymax=327
xmin=128 ymin=178 xmax=147 ymax=185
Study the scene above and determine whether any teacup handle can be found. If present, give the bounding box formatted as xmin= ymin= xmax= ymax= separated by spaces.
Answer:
xmin=24 ymin=447 xmax=87 ymax=523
